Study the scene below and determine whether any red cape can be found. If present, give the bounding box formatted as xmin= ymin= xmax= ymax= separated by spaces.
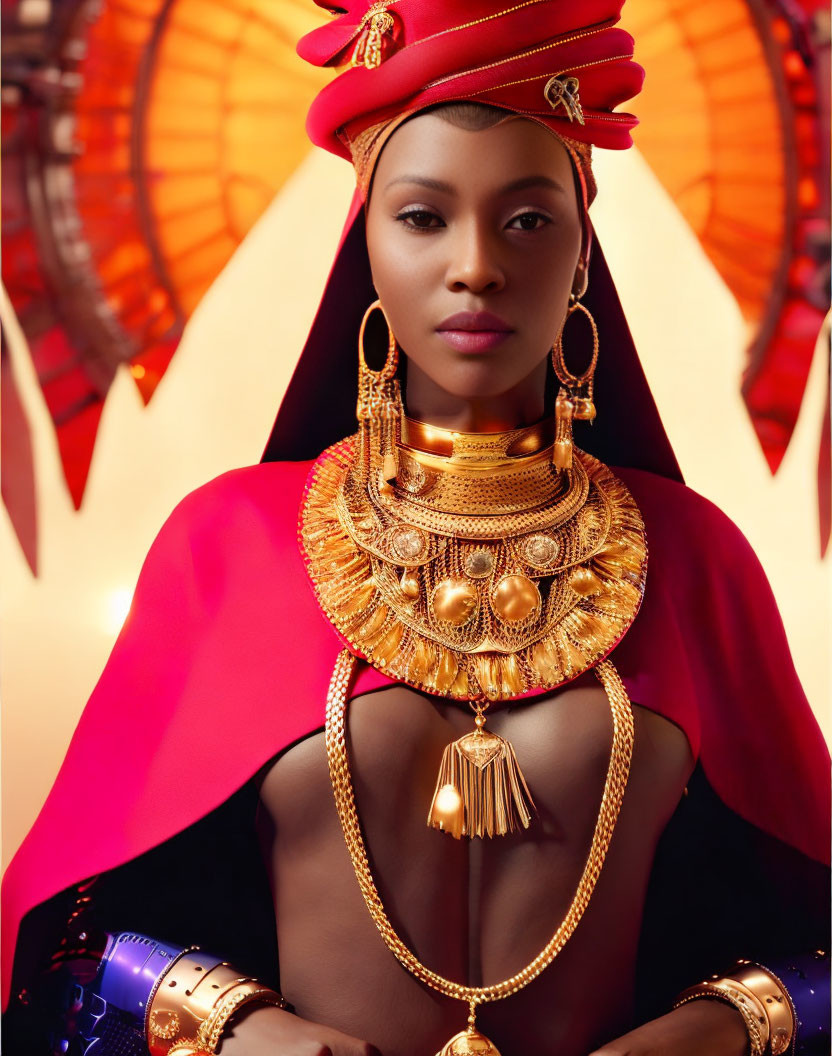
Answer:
xmin=2 ymin=452 xmax=829 ymax=1008
xmin=3 ymin=191 xmax=829 ymax=1010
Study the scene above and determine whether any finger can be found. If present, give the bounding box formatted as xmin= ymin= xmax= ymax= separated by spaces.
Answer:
xmin=314 ymin=1025 xmax=383 ymax=1056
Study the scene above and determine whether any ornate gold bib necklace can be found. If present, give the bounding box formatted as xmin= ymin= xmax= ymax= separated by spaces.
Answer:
xmin=302 ymin=416 xmax=646 ymax=703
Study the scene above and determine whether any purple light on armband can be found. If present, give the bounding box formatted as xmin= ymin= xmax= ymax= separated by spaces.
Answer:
xmin=767 ymin=951 xmax=830 ymax=1056
xmin=95 ymin=933 xmax=200 ymax=1021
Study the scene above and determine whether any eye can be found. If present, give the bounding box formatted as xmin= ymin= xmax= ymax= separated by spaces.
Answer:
xmin=395 ymin=209 xmax=444 ymax=231
xmin=508 ymin=212 xmax=551 ymax=231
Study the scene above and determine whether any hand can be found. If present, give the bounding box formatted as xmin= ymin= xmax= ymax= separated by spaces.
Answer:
xmin=218 ymin=1003 xmax=383 ymax=1056
xmin=587 ymin=999 xmax=749 ymax=1056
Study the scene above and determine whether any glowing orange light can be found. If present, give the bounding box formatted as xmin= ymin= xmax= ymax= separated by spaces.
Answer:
xmin=130 ymin=363 xmax=146 ymax=379
xmin=798 ymin=177 xmax=819 ymax=210
xmin=783 ymin=52 xmax=805 ymax=79
xmin=770 ymin=17 xmax=791 ymax=43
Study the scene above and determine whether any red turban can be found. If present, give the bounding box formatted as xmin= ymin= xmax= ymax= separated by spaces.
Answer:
xmin=298 ymin=0 xmax=644 ymax=158
xmin=298 ymin=0 xmax=644 ymax=221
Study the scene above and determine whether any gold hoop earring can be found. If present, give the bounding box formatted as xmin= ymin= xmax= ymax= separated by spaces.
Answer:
xmin=550 ymin=296 xmax=599 ymax=471
xmin=356 ymin=299 xmax=403 ymax=495
xmin=552 ymin=297 xmax=598 ymax=417
xmin=357 ymin=298 xmax=398 ymax=416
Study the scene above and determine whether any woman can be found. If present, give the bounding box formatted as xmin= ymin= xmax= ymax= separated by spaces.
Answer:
xmin=2 ymin=3 xmax=829 ymax=1055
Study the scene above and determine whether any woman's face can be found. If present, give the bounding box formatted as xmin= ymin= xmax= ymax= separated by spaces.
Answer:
xmin=365 ymin=111 xmax=584 ymax=410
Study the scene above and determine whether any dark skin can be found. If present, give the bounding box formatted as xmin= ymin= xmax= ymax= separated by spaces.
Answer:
xmin=221 ymin=114 xmax=748 ymax=1055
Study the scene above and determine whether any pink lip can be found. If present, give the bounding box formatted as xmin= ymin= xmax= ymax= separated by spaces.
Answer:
xmin=437 ymin=311 xmax=513 ymax=332
xmin=436 ymin=311 xmax=514 ymax=354
xmin=437 ymin=330 xmax=512 ymax=353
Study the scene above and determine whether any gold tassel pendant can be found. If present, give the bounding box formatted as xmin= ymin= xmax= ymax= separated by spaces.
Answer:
xmin=427 ymin=708 xmax=535 ymax=839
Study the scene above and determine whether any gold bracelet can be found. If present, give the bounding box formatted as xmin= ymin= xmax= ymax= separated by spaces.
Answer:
xmin=673 ymin=959 xmax=797 ymax=1056
xmin=146 ymin=951 xmax=286 ymax=1056
xmin=673 ymin=982 xmax=767 ymax=1056
xmin=729 ymin=962 xmax=796 ymax=1056
xmin=196 ymin=985 xmax=287 ymax=1052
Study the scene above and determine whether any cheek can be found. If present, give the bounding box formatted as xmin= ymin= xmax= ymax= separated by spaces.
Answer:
xmin=519 ymin=228 xmax=582 ymax=329
xmin=369 ymin=236 xmax=442 ymax=342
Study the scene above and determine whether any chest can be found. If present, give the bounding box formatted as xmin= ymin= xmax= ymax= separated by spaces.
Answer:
xmin=259 ymin=678 xmax=694 ymax=886
xmin=257 ymin=679 xmax=694 ymax=1052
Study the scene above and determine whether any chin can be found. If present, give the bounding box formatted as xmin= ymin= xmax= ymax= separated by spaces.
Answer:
xmin=425 ymin=368 xmax=533 ymax=402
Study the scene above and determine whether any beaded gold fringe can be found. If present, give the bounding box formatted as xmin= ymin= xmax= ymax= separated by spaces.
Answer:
xmin=427 ymin=728 xmax=535 ymax=839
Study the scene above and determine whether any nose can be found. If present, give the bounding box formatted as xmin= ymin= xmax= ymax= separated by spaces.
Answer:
xmin=444 ymin=219 xmax=505 ymax=294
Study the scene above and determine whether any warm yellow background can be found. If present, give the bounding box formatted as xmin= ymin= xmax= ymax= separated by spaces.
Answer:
xmin=2 ymin=146 xmax=830 ymax=871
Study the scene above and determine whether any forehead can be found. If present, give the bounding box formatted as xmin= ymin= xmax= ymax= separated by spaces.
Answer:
xmin=372 ymin=112 xmax=574 ymax=192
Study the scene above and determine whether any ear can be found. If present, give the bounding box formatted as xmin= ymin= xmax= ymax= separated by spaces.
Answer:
xmin=572 ymin=254 xmax=589 ymax=300
xmin=572 ymin=211 xmax=593 ymax=299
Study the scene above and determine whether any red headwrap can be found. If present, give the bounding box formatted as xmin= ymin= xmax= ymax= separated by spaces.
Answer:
xmin=299 ymin=0 xmax=642 ymax=217
xmin=298 ymin=0 xmax=643 ymax=156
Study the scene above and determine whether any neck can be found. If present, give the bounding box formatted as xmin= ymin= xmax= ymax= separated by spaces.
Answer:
xmin=403 ymin=359 xmax=549 ymax=433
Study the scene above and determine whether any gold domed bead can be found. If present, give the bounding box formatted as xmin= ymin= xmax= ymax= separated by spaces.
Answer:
xmin=574 ymin=397 xmax=596 ymax=421
xmin=432 ymin=579 xmax=478 ymax=626
xmin=569 ymin=566 xmax=604 ymax=596
xmin=552 ymin=437 xmax=573 ymax=470
xmin=492 ymin=575 xmax=540 ymax=623
xmin=400 ymin=570 xmax=420 ymax=599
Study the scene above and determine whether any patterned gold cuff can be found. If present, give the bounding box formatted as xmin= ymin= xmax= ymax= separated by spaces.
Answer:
xmin=146 ymin=950 xmax=286 ymax=1056
xmin=673 ymin=981 xmax=768 ymax=1056
xmin=729 ymin=962 xmax=796 ymax=1056
xmin=673 ymin=960 xmax=797 ymax=1056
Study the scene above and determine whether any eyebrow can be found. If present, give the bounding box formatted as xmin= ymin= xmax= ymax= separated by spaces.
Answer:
xmin=384 ymin=174 xmax=566 ymax=195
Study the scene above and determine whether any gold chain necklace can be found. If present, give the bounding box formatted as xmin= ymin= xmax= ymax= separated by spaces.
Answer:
xmin=325 ymin=648 xmax=635 ymax=1056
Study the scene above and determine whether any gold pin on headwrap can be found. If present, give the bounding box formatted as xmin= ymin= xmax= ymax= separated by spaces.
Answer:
xmin=427 ymin=699 xmax=535 ymax=839
xmin=351 ymin=3 xmax=396 ymax=70
xmin=544 ymin=74 xmax=586 ymax=125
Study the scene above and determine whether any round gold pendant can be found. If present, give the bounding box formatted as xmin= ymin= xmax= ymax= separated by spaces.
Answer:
xmin=436 ymin=1028 xmax=502 ymax=1055
xmin=523 ymin=533 xmax=559 ymax=568
xmin=463 ymin=549 xmax=495 ymax=579
xmin=391 ymin=526 xmax=427 ymax=561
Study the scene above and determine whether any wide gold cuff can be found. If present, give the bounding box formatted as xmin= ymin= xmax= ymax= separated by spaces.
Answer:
xmin=146 ymin=950 xmax=286 ymax=1056
xmin=673 ymin=960 xmax=796 ymax=1056
xmin=729 ymin=962 xmax=796 ymax=1056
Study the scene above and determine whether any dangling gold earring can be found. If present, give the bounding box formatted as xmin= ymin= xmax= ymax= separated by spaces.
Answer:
xmin=550 ymin=293 xmax=599 ymax=471
xmin=356 ymin=299 xmax=403 ymax=496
